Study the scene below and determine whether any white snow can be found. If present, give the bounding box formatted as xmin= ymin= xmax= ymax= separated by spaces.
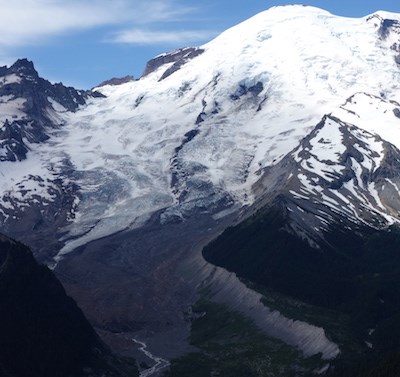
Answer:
xmin=0 ymin=74 xmax=22 ymax=85
xmin=2 ymin=5 xmax=400 ymax=255
xmin=296 ymin=118 xmax=347 ymax=183
xmin=290 ymin=106 xmax=400 ymax=226
xmin=309 ymin=119 xmax=346 ymax=163
xmin=47 ymin=97 xmax=67 ymax=113
xmin=0 ymin=152 xmax=63 ymax=211
xmin=334 ymin=93 xmax=400 ymax=151
xmin=50 ymin=7 xmax=400 ymax=251
xmin=0 ymin=97 xmax=26 ymax=123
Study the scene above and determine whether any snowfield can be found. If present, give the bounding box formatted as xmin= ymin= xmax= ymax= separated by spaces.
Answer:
xmin=2 ymin=5 xmax=400 ymax=258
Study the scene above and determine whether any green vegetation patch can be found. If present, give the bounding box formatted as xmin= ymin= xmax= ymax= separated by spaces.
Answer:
xmin=164 ymin=298 xmax=326 ymax=377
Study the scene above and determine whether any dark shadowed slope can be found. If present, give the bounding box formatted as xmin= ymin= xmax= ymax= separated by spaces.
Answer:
xmin=0 ymin=234 xmax=138 ymax=377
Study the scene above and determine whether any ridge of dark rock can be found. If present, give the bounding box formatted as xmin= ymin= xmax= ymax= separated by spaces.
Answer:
xmin=97 ymin=75 xmax=135 ymax=88
xmin=0 ymin=234 xmax=138 ymax=377
xmin=142 ymin=47 xmax=204 ymax=78
xmin=8 ymin=58 xmax=38 ymax=78
xmin=0 ymin=59 xmax=104 ymax=162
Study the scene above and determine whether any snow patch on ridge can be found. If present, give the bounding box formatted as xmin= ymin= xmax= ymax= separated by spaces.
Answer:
xmin=0 ymin=154 xmax=61 ymax=206
xmin=288 ymin=109 xmax=400 ymax=228
xmin=334 ymin=93 xmax=400 ymax=150
xmin=0 ymin=97 xmax=26 ymax=123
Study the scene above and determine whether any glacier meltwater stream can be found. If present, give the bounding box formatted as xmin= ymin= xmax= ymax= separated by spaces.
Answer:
xmin=132 ymin=339 xmax=170 ymax=377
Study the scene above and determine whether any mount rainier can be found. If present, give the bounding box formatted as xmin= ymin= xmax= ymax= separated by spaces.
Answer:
xmin=2 ymin=5 xmax=400 ymax=376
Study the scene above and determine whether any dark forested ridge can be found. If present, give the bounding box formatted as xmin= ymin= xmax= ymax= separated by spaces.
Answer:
xmin=0 ymin=234 xmax=138 ymax=377
xmin=327 ymin=352 xmax=400 ymax=377
xmin=203 ymin=198 xmax=400 ymax=374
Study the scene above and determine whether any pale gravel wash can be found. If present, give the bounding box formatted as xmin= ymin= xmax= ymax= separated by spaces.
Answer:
xmin=183 ymin=242 xmax=340 ymax=360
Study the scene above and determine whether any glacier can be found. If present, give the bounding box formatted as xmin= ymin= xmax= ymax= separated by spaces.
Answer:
xmin=27 ymin=5 xmax=400 ymax=258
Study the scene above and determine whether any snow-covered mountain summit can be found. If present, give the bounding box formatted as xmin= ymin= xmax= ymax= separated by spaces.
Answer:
xmin=1 ymin=4 xmax=400 ymax=261
xmin=3 ymin=6 xmax=400 ymax=372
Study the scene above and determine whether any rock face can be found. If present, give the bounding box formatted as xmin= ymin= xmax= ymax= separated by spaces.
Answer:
xmin=0 ymin=59 xmax=104 ymax=261
xmin=96 ymin=75 xmax=134 ymax=88
xmin=0 ymin=234 xmax=137 ymax=377
xmin=0 ymin=59 xmax=102 ymax=162
xmin=142 ymin=47 xmax=204 ymax=79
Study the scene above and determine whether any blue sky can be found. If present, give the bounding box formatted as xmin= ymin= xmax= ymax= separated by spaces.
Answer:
xmin=2 ymin=0 xmax=400 ymax=89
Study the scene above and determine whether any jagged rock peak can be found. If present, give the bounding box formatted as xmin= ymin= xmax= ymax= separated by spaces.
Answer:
xmin=366 ymin=13 xmax=400 ymax=39
xmin=142 ymin=47 xmax=204 ymax=79
xmin=0 ymin=58 xmax=106 ymax=163
xmin=96 ymin=75 xmax=135 ymax=88
xmin=9 ymin=58 xmax=38 ymax=75
xmin=0 ymin=58 xmax=39 ymax=80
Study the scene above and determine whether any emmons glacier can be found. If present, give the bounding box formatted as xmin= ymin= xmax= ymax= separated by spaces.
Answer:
xmin=50 ymin=5 xmax=400 ymax=258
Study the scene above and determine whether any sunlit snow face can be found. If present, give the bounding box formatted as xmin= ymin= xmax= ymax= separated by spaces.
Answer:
xmin=3 ymin=6 xmax=400 ymax=261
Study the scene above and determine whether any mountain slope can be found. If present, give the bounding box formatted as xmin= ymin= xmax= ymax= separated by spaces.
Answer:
xmin=0 ymin=234 xmax=137 ymax=377
xmin=0 ymin=58 xmax=101 ymax=162
xmin=0 ymin=59 xmax=103 ymax=261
